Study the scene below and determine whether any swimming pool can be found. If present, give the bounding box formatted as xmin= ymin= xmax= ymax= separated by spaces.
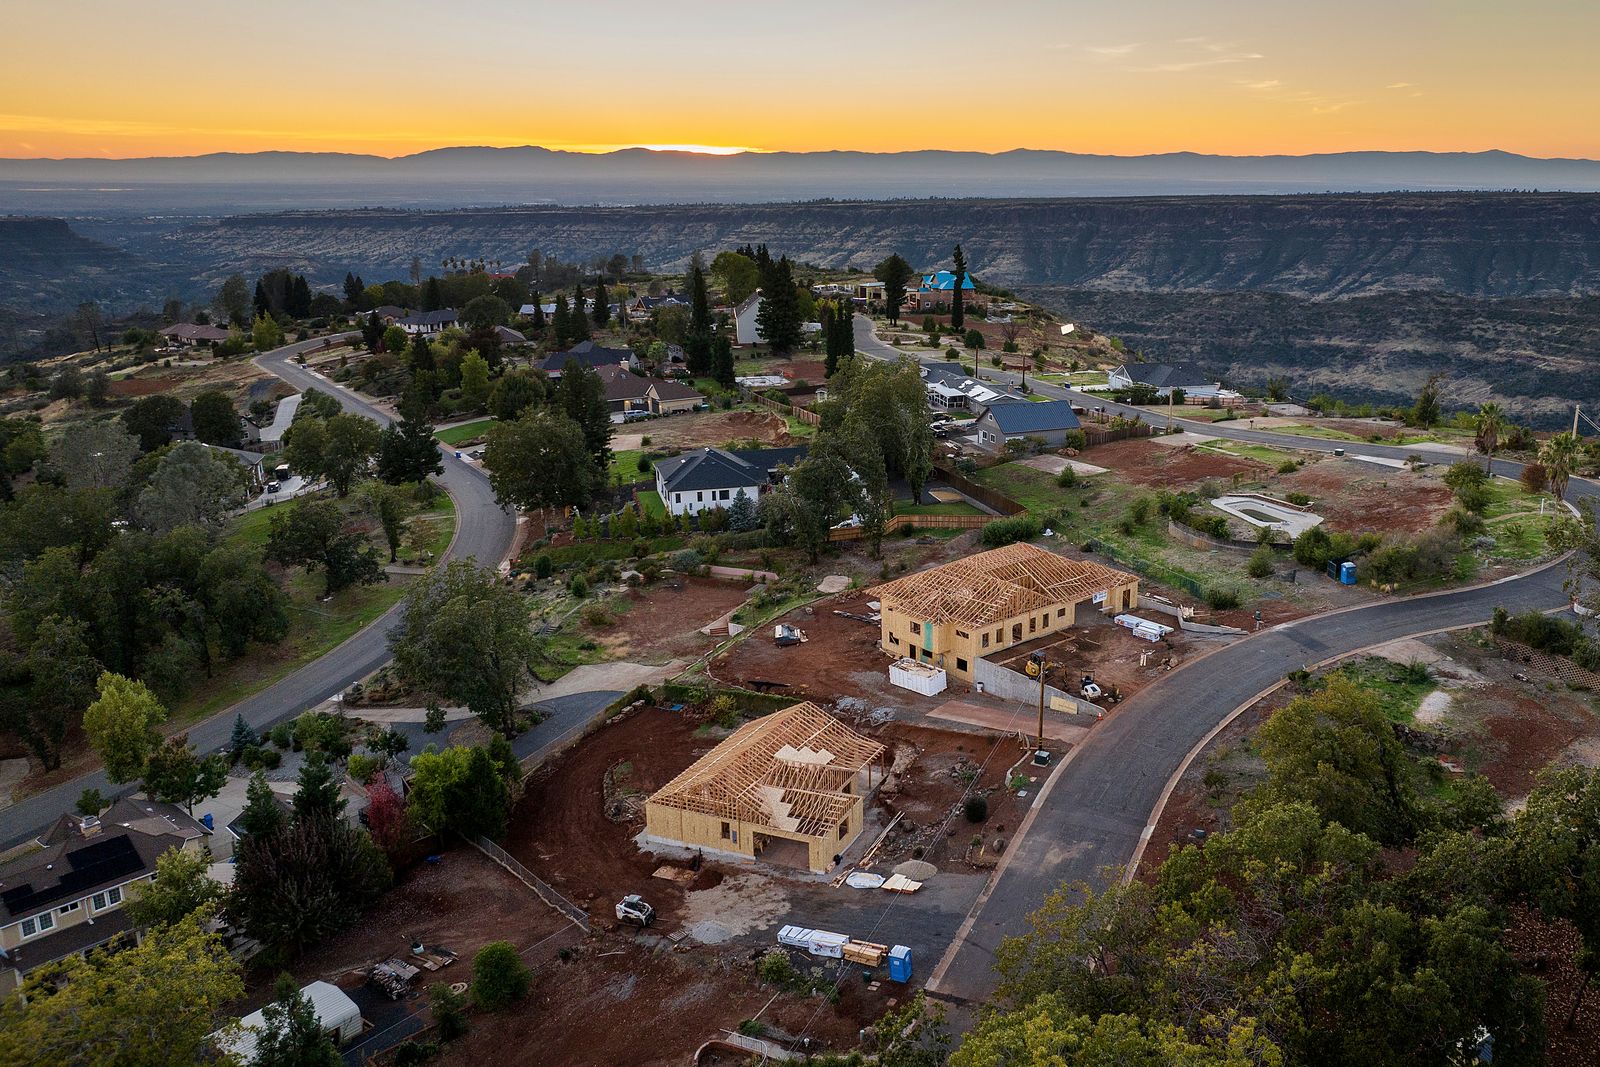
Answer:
xmin=1211 ymin=494 xmax=1324 ymax=536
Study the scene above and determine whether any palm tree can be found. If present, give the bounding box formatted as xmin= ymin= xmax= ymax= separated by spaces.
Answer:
xmin=1475 ymin=402 xmax=1505 ymax=472
xmin=1540 ymin=431 xmax=1581 ymax=500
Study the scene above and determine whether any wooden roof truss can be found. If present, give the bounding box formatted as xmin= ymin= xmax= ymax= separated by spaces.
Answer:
xmin=649 ymin=703 xmax=885 ymax=839
xmin=869 ymin=542 xmax=1137 ymax=626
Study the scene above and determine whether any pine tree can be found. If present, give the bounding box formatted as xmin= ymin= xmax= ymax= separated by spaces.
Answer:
xmin=592 ymin=276 xmax=610 ymax=327
xmin=255 ymin=974 xmax=341 ymax=1067
xmin=423 ymin=277 xmax=444 ymax=312
xmin=712 ymin=335 xmax=736 ymax=388
xmin=531 ymin=295 xmax=547 ymax=331
xmin=342 ymin=272 xmax=361 ymax=308
xmin=377 ymin=392 xmax=445 ymax=485
xmin=557 ymin=362 xmax=613 ymax=479
xmin=755 ymin=256 xmax=802 ymax=353
xmin=950 ymin=244 xmax=967 ymax=330
xmin=552 ymin=293 xmax=571 ymax=346
xmin=229 ymin=714 xmax=255 ymax=757
xmin=290 ymin=276 xmax=313 ymax=318
xmin=293 ymin=751 xmax=345 ymax=823
xmin=685 ymin=259 xmax=713 ymax=376
xmin=409 ymin=333 xmax=435 ymax=373
xmin=239 ymin=770 xmax=285 ymax=839
xmin=253 ymin=280 xmax=270 ymax=319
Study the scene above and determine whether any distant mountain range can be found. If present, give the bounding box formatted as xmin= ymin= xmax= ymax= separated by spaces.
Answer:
xmin=5 ymin=146 xmax=1600 ymax=214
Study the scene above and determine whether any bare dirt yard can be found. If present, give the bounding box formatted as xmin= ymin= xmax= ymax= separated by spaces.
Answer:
xmin=711 ymin=592 xmax=914 ymax=708
xmin=585 ymin=576 xmax=754 ymax=662
xmin=1273 ymin=457 xmax=1454 ymax=536
xmin=987 ymin=617 xmax=1190 ymax=705
xmin=487 ymin=703 xmax=1008 ymax=1065
xmin=641 ymin=409 xmax=797 ymax=451
xmin=1088 ymin=437 xmax=1266 ymax=487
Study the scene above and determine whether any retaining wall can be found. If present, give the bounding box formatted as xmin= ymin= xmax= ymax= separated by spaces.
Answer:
xmin=973 ymin=657 xmax=1098 ymax=714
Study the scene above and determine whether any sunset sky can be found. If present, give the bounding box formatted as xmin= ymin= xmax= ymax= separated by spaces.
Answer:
xmin=4 ymin=0 xmax=1597 ymax=159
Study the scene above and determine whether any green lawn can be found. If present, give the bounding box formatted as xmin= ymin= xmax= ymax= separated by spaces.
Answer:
xmin=971 ymin=462 xmax=1066 ymax=513
xmin=435 ymin=418 xmax=495 ymax=446
xmin=609 ymin=448 xmax=652 ymax=485
xmin=416 ymin=494 xmax=457 ymax=559
xmin=1326 ymin=656 xmax=1437 ymax=723
xmin=637 ymin=490 xmax=667 ymax=519
xmin=227 ymin=503 xmax=281 ymax=549
xmin=1037 ymin=371 xmax=1109 ymax=387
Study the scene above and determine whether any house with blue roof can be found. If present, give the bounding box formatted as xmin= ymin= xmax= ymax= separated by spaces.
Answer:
xmin=915 ymin=270 xmax=976 ymax=310
xmin=970 ymin=399 xmax=1082 ymax=452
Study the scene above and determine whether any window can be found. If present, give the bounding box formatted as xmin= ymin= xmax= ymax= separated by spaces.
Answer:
xmin=673 ymin=493 xmax=681 ymax=504
xmin=92 ymin=886 xmax=123 ymax=911
xmin=981 ymin=633 xmax=990 ymax=648
xmin=889 ymin=633 xmax=900 ymax=646
xmin=956 ymin=657 xmax=968 ymax=673
xmin=58 ymin=901 xmax=81 ymax=915
xmin=994 ymin=628 xmax=1002 ymax=643
xmin=696 ymin=491 xmax=704 ymax=502
xmin=20 ymin=912 xmax=54 ymax=939
xmin=1057 ymin=608 xmax=1067 ymax=619
xmin=718 ymin=489 xmax=730 ymax=500
xmin=1029 ymin=616 xmax=1037 ymax=633
xmin=910 ymin=622 xmax=921 ymax=635
xmin=1012 ymin=624 xmax=1022 ymax=642
xmin=839 ymin=821 xmax=849 ymax=839
xmin=955 ymin=630 xmax=969 ymax=639
xmin=720 ymin=821 xmax=731 ymax=840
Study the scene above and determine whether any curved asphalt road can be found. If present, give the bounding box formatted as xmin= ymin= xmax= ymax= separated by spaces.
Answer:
xmin=852 ymin=317 xmax=1597 ymax=1004
xmin=0 ymin=335 xmax=517 ymax=847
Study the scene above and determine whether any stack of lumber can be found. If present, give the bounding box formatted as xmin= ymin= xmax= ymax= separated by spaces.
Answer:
xmin=843 ymin=940 xmax=888 ymax=966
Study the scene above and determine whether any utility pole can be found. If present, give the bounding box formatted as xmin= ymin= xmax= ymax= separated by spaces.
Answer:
xmin=1028 ymin=651 xmax=1047 ymax=753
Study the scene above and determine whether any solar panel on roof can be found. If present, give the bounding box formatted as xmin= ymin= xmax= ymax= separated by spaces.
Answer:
xmin=0 ymin=833 xmax=143 ymax=915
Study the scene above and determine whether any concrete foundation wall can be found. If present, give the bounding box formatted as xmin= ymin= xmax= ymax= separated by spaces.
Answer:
xmin=972 ymin=657 xmax=1082 ymax=712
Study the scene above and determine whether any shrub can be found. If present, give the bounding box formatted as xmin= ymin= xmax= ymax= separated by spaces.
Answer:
xmin=394 ymin=1040 xmax=440 ymax=1066
xmin=1276 ymin=460 xmax=1301 ymax=474
xmin=669 ymin=548 xmax=701 ymax=572
xmin=269 ymin=722 xmax=293 ymax=749
xmin=1246 ymin=544 xmax=1275 ymax=579
xmin=1128 ymin=496 xmax=1153 ymax=525
xmin=979 ymin=514 xmax=1043 ymax=548
xmin=1284 ymin=492 xmax=1312 ymax=507
xmin=757 ymin=950 xmax=800 ymax=988
xmin=963 ymin=329 xmax=985 ymax=350
xmin=1061 ymin=429 xmax=1087 ymax=452
xmin=1056 ymin=466 xmax=1077 ymax=489
xmin=710 ymin=694 xmax=741 ymax=729
xmin=76 ymin=788 xmax=106 ymax=816
xmin=346 ymin=752 xmax=380 ymax=783
xmin=1204 ymin=585 xmax=1242 ymax=611
xmin=430 ymin=983 xmax=469 ymax=1041
xmin=1520 ymin=462 xmax=1549 ymax=493
xmin=533 ymin=553 xmax=553 ymax=579
xmin=567 ymin=573 xmax=589 ymax=597
xmin=964 ymin=795 xmax=989 ymax=823
xmin=1441 ymin=505 xmax=1485 ymax=537
xmin=990 ymin=355 xmax=1002 ymax=368
xmin=471 ymin=941 xmax=531 ymax=1011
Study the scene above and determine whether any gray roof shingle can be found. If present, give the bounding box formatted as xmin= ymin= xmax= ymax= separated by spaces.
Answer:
xmin=984 ymin=400 xmax=1081 ymax=435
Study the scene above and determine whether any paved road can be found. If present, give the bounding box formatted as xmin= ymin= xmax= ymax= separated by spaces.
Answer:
xmin=850 ymin=318 xmax=1599 ymax=1002
xmin=0 ymin=335 xmax=517 ymax=847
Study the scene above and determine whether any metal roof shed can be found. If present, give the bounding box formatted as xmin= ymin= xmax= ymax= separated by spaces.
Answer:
xmin=214 ymin=981 xmax=363 ymax=1062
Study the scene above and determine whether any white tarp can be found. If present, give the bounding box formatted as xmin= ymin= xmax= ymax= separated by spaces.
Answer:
xmin=213 ymin=980 xmax=361 ymax=1062
xmin=778 ymin=925 xmax=851 ymax=958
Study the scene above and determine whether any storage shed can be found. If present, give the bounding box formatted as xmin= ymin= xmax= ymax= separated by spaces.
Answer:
xmin=214 ymin=981 xmax=362 ymax=1063
xmin=644 ymin=703 xmax=886 ymax=872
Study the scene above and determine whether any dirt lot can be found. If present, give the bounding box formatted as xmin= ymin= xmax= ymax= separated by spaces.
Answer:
xmin=987 ymin=617 xmax=1189 ymax=705
xmin=771 ymin=357 xmax=828 ymax=381
xmin=1088 ymin=437 xmax=1266 ymax=487
xmin=108 ymin=375 xmax=181 ymax=396
xmin=1274 ymin=458 xmax=1454 ymax=535
xmin=586 ymin=576 xmax=754 ymax=662
xmin=242 ymin=847 xmax=573 ymax=1011
xmin=711 ymin=592 xmax=916 ymax=708
xmin=491 ymin=704 xmax=1000 ymax=1065
xmin=640 ymin=409 xmax=797 ymax=451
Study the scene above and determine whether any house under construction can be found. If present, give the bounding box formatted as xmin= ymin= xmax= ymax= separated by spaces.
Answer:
xmin=644 ymin=702 xmax=886 ymax=872
xmin=868 ymin=542 xmax=1140 ymax=684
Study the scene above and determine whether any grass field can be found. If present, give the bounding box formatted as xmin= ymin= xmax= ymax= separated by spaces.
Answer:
xmin=609 ymin=448 xmax=652 ymax=485
xmin=436 ymin=418 xmax=495 ymax=446
xmin=893 ymin=499 xmax=982 ymax=517
xmin=637 ymin=490 xmax=667 ymax=518
xmin=1327 ymin=656 xmax=1437 ymax=723
xmin=1208 ymin=441 xmax=1305 ymax=466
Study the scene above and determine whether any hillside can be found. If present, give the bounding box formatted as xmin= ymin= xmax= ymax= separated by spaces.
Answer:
xmin=160 ymin=193 xmax=1600 ymax=300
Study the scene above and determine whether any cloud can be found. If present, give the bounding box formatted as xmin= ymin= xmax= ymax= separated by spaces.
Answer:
xmin=1385 ymin=82 xmax=1414 ymax=89
xmin=1081 ymin=43 xmax=1141 ymax=57
xmin=1130 ymin=52 xmax=1263 ymax=73
xmin=1240 ymin=79 xmax=1282 ymax=91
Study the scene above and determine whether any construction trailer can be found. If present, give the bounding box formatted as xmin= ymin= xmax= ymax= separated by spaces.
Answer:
xmin=644 ymin=703 xmax=887 ymax=873
xmin=868 ymin=542 xmax=1140 ymax=685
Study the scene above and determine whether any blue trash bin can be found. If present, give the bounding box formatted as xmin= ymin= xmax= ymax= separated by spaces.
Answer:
xmin=888 ymin=945 xmax=912 ymax=983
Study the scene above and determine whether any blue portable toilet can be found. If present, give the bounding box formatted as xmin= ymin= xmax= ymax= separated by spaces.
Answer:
xmin=888 ymin=945 xmax=913 ymax=983
xmin=1339 ymin=561 xmax=1357 ymax=585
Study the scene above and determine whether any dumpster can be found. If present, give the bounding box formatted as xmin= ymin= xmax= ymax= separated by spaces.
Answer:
xmin=888 ymin=945 xmax=913 ymax=983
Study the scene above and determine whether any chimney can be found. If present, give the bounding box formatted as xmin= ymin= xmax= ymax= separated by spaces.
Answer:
xmin=74 ymin=814 xmax=102 ymax=838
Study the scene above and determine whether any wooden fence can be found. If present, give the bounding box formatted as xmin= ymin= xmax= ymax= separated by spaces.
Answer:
xmin=1082 ymin=422 xmax=1157 ymax=447
xmin=1494 ymin=637 xmax=1600 ymax=691
xmin=932 ymin=462 xmax=1027 ymax=516
xmin=749 ymin=391 xmax=821 ymax=426
xmin=828 ymin=512 xmax=992 ymax=541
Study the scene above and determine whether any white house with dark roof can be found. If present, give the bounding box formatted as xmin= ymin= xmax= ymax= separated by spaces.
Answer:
xmin=653 ymin=445 xmax=807 ymax=517
xmin=1107 ymin=362 xmax=1225 ymax=399
xmin=397 ymin=309 xmax=458 ymax=335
